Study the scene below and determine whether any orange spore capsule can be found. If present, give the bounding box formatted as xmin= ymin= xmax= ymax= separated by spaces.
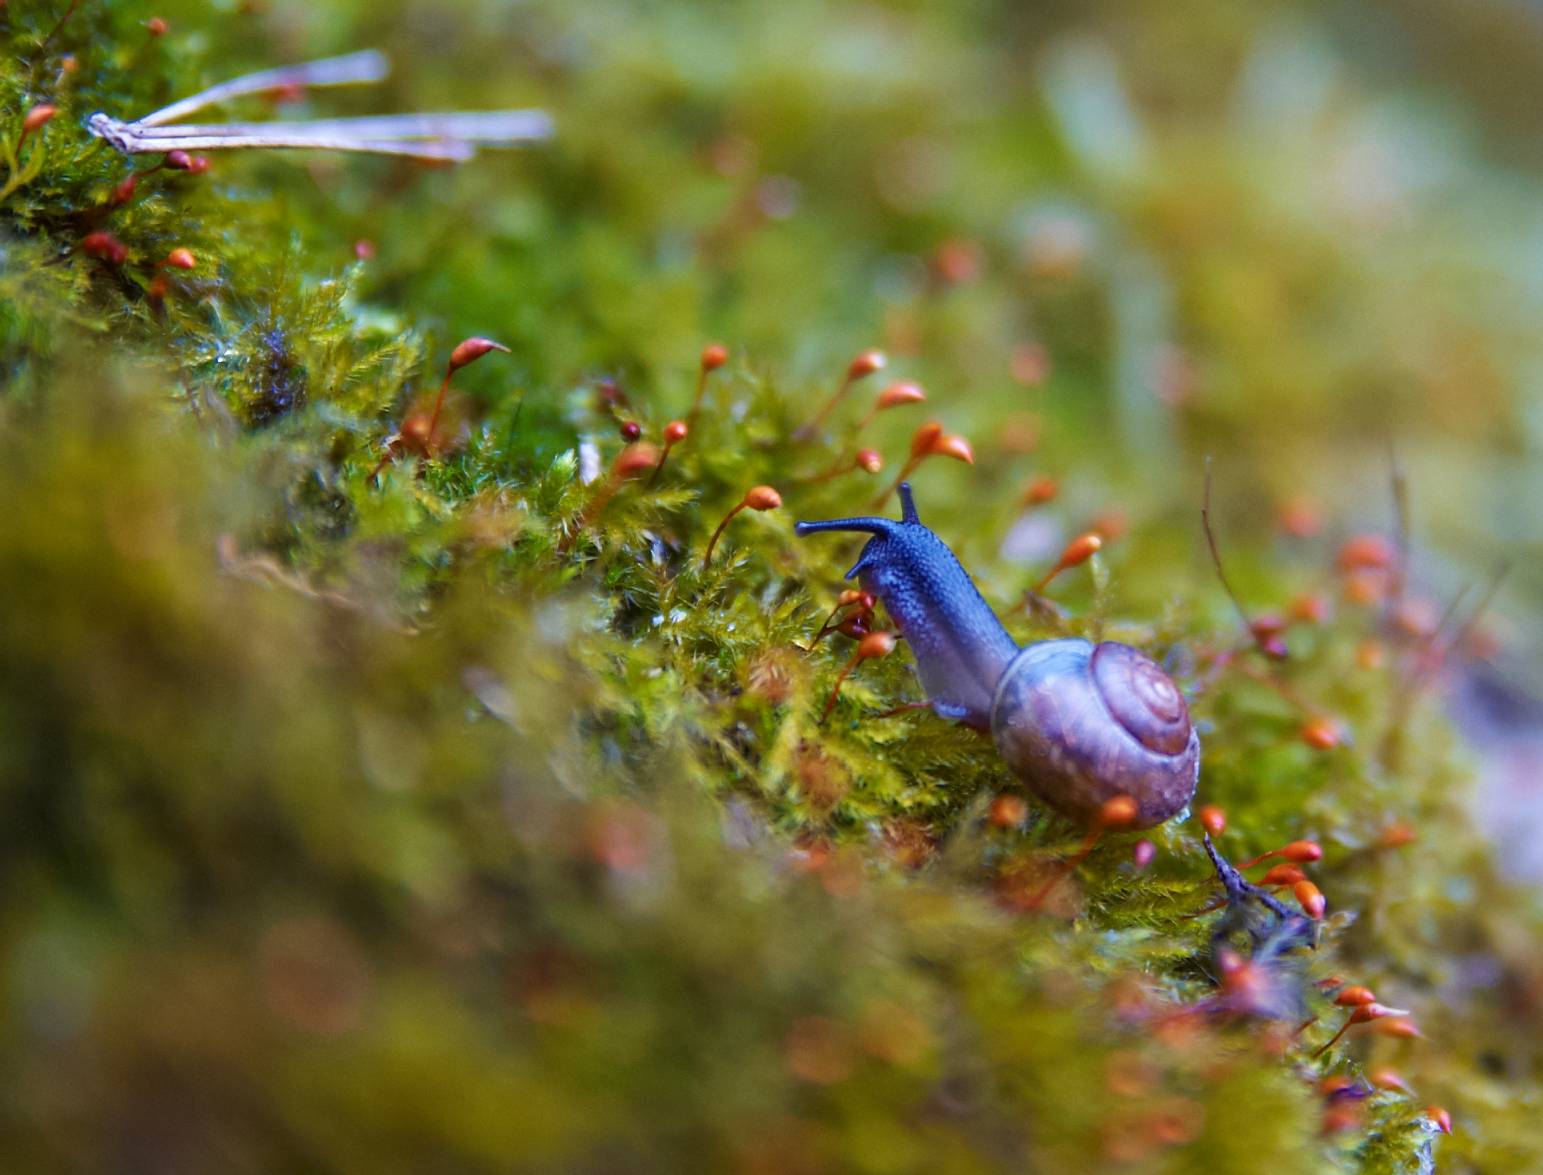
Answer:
xmin=448 ymin=336 xmax=511 ymax=373
xmin=1023 ymin=476 xmax=1059 ymax=506
xmin=1334 ymin=985 xmax=1376 ymax=1007
xmin=847 ymin=349 xmax=886 ymax=380
xmin=1301 ymin=717 xmax=1342 ymax=750
xmin=1198 ymin=804 xmax=1226 ymax=837
xmin=1294 ymin=880 xmax=1326 ymax=919
xmin=1279 ymin=840 xmax=1323 ymax=863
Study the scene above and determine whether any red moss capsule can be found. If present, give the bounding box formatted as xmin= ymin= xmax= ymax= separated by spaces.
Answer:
xmin=908 ymin=420 xmax=944 ymax=459
xmin=928 ymin=433 xmax=974 ymax=464
xmin=989 ymin=794 xmax=1028 ymax=829
xmin=1294 ymin=880 xmax=1326 ymax=919
xmin=22 ymin=104 xmax=58 ymax=137
xmin=448 ymin=336 xmax=512 ymax=373
xmin=1289 ymin=593 xmax=1329 ymax=624
xmin=614 ymin=443 xmax=661 ymax=479
xmin=1334 ymin=985 xmax=1376 ymax=1007
xmin=164 ymin=150 xmax=194 ymax=171
xmin=1279 ymin=840 xmax=1323 ymax=863
xmin=1023 ymin=476 xmax=1059 ymax=507
xmin=744 ymin=485 xmax=782 ymax=511
xmin=847 ymin=349 xmax=886 ymax=380
xmin=700 ymin=343 xmax=729 ymax=371
xmin=1034 ymin=532 xmax=1102 ymax=593
xmin=146 ymin=16 xmax=169 ymax=35
xmin=1369 ymin=1068 xmax=1411 ymax=1094
xmin=1337 ymin=534 xmax=1395 ymax=572
xmin=1259 ymin=863 xmax=1305 ymax=887
xmin=1099 ymin=794 xmax=1139 ymax=831
xmin=619 ymin=421 xmax=642 ymax=442
xmin=664 ymin=420 xmax=688 ymax=445
xmin=1198 ymin=804 xmax=1226 ymax=837
xmin=855 ymin=448 xmax=883 ymax=474
xmin=1301 ymin=716 xmax=1342 ymax=750
xmin=876 ymin=381 xmax=926 ymax=410
xmin=81 ymin=232 xmax=128 ymax=264
xmin=162 ymin=247 xmax=196 ymax=270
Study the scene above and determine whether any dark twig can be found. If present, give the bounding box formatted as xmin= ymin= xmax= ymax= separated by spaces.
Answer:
xmin=1200 ymin=459 xmax=1255 ymax=641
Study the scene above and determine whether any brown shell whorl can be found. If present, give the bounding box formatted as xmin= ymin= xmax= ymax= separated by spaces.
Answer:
xmin=989 ymin=638 xmax=1199 ymax=828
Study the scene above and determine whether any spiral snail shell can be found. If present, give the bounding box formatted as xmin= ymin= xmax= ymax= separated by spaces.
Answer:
xmin=796 ymin=484 xmax=1198 ymax=827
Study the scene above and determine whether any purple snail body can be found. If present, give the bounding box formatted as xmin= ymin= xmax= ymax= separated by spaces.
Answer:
xmin=796 ymin=484 xmax=1198 ymax=828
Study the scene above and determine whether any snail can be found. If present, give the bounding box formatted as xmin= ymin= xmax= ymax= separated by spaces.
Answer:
xmin=795 ymin=483 xmax=1198 ymax=828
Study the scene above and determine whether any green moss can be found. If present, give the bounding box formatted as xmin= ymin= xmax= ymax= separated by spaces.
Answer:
xmin=3 ymin=1 xmax=1541 ymax=1171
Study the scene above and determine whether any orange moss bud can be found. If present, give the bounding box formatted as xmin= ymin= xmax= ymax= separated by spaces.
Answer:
xmin=146 ymin=16 xmax=169 ymax=35
xmin=876 ymin=381 xmax=926 ymax=410
xmin=1199 ymin=805 xmax=1226 ymax=837
xmin=1034 ymin=531 xmax=1103 ymax=594
xmin=1023 ymin=476 xmax=1059 ymax=507
xmin=928 ymin=433 xmax=974 ymax=465
xmin=1294 ymin=880 xmax=1326 ymax=919
xmin=909 ymin=420 xmax=944 ymax=459
xmin=664 ymin=420 xmax=689 ymax=444
xmin=1060 ymin=532 xmax=1103 ymax=568
xmin=1259 ymin=863 xmax=1305 ymax=887
xmin=1355 ymin=639 xmax=1386 ymax=670
xmin=1337 ymin=534 xmax=1395 ymax=572
xmin=1342 ymin=571 xmax=1386 ymax=606
xmin=1426 ymin=1106 xmax=1452 ymax=1135
xmin=1289 ymin=593 xmax=1329 ymax=624
xmin=1276 ymin=496 xmax=1323 ymax=538
xmin=1371 ymin=1017 xmax=1421 ymax=1038
xmin=1301 ymin=716 xmax=1342 ymax=750
xmin=855 ymin=448 xmax=883 ymax=474
xmin=847 ymin=349 xmax=886 ymax=380
xmin=22 ymin=104 xmax=58 ymax=135
xmin=614 ymin=442 xmax=660 ymax=479
xmin=744 ymin=485 xmax=782 ymax=511
xmin=1378 ymin=822 xmax=1417 ymax=849
xmin=1334 ymin=985 xmax=1376 ymax=1007
xmin=1099 ymin=794 xmax=1139 ymax=830
xmin=700 ymin=342 xmax=729 ymax=371
xmin=162 ymin=247 xmax=196 ymax=270
xmin=988 ymin=794 xmax=1028 ymax=829
xmin=1279 ymin=840 xmax=1323 ymax=863
xmin=81 ymin=231 xmax=128 ymax=264
xmin=1370 ymin=1068 xmax=1411 ymax=1094
xmin=857 ymin=631 xmax=896 ymax=661
xmin=448 ymin=336 xmax=511 ymax=373
xmin=1394 ymin=597 xmax=1440 ymax=640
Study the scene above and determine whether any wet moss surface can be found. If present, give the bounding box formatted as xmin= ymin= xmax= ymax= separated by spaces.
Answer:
xmin=3 ymin=2 xmax=1541 ymax=1171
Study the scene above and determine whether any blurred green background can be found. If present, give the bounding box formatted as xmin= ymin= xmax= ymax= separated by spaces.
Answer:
xmin=3 ymin=0 xmax=1542 ymax=1171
